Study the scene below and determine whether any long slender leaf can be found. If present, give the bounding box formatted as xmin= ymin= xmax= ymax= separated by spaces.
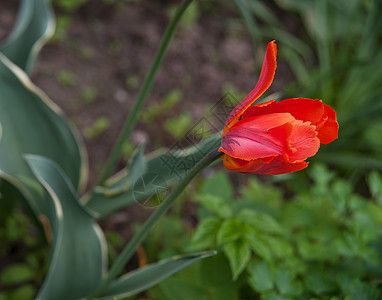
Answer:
xmin=98 ymin=251 xmax=216 ymax=299
xmin=25 ymin=155 xmax=106 ymax=300
xmin=85 ymin=134 xmax=221 ymax=217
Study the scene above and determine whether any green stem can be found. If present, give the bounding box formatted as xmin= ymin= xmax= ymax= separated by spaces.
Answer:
xmin=95 ymin=148 xmax=223 ymax=297
xmin=97 ymin=0 xmax=193 ymax=186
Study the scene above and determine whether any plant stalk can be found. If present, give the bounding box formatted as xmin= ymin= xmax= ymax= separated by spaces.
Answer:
xmin=95 ymin=148 xmax=223 ymax=297
xmin=96 ymin=0 xmax=194 ymax=186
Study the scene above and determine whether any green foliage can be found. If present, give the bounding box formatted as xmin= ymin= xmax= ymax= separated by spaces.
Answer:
xmin=141 ymin=89 xmax=183 ymax=123
xmin=81 ymin=87 xmax=98 ymax=103
xmin=53 ymin=0 xmax=88 ymax=12
xmin=164 ymin=113 xmax=193 ymax=139
xmin=57 ymin=69 xmax=77 ymax=86
xmin=149 ymin=168 xmax=382 ymax=298
xmin=0 ymin=204 xmax=47 ymax=300
xmin=83 ymin=116 xmax=110 ymax=139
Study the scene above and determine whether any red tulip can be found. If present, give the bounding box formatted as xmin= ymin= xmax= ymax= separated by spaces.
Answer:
xmin=219 ymin=41 xmax=338 ymax=175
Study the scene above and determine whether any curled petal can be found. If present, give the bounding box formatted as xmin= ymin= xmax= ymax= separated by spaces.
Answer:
xmin=287 ymin=119 xmax=320 ymax=162
xmin=223 ymin=41 xmax=277 ymax=136
xmin=316 ymin=103 xmax=339 ymax=144
xmin=223 ymin=155 xmax=309 ymax=175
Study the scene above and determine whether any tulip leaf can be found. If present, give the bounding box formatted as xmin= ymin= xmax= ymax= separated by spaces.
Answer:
xmin=0 ymin=54 xmax=86 ymax=220
xmin=0 ymin=0 xmax=55 ymax=74
xmin=98 ymin=251 xmax=216 ymax=299
xmin=85 ymin=134 xmax=221 ymax=217
xmin=25 ymin=155 xmax=106 ymax=300
xmin=95 ymin=143 xmax=147 ymax=197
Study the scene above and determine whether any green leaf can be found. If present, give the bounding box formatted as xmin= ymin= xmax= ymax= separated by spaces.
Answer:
xmin=195 ymin=194 xmax=232 ymax=219
xmin=238 ymin=210 xmax=284 ymax=234
xmin=0 ymin=264 xmax=34 ymax=285
xmin=0 ymin=0 xmax=55 ymax=74
xmin=200 ymin=172 xmax=233 ymax=202
xmin=99 ymin=251 xmax=216 ymax=299
xmin=248 ymin=260 xmax=274 ymax=292
xmin=217 ymin=218 xmax=242 ymax=244
xmin=85 ymin=134 xmax=221 ymax=216
xmin=25 ymin=155 xmax=106 ymax=300
xmin=223 ymin=240 xmax=251 ymax=280
xmin=190 ymin=216 xmax=221 ymax=250
xmin=274 ymin=268 xmax=301 ymax=296
xmin=96 ymin=143 xmax=147 ymax=197
xmin=0 ymin=54 xmax=86 ymax=218
xmin=368 ymin=171 xmax=382 ymax=205
xmin=244 ymin=230 xmax=273 ymax=262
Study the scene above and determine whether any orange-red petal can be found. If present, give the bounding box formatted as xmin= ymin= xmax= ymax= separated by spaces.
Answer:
xmin=222 ymin=40 xmax=277 ymax=136
xmin=219 ymin=113 xmax=295 ymax=160
xmin=223 ymin=155 xmax=309 ymax=175
xmin=242 ymin=98 xmax=338 ymax=144
xmin=316 ymin=103 xmax=339 ymax=144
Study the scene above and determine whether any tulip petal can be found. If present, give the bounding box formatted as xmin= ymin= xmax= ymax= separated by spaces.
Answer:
xmin=219 ymin=113 xmax=295 ymax=160
xmin=223 ymin=155 xmax=308 ymax=175
xmin=243 ymin=98 xmax=338 ymax=145
xmin=223 ymin=40 xmax=277 ymax=136
xmin=316 ymin=103 xmax=339 ymax=144
xmin=287 ymin=120 xmax=320 ymax=162
xmin=243 ymin=98 xmax=325 ymax=125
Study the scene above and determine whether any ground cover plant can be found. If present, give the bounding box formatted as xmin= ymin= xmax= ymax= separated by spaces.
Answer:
xmin=0 ymin=0 xmax=381 ymax=299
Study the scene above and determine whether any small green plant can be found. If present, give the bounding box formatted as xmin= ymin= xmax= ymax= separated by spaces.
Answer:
xmin=83 ymin=116 xmax=110 ymax=139
xmin=141 ymin=89 xmax=182 ymax=123
xmin=0 ymin=204 xmax=47 ymax=300
xmin=81 ymin=87 xmax=98 ymax=103
xmin=164 ymin=113 xmax=192 ymax=139
xmin=57 ymin=70 xmax=77 ymax=86
xmin=148 ymin=167 xmax=382 ymax=299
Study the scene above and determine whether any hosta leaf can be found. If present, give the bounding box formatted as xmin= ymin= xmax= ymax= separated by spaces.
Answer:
xmin=98 ymin=251 xmax=216 ymax=299
xmin=25 ymin=155 xmax=106 ymax=300
xmin=85 ymin=134 xmax=221 ymax=217
xmin=0 ymin=0 xmax=55 ymax=74
xmin=0 ymin=54 xmax=86 ymax=218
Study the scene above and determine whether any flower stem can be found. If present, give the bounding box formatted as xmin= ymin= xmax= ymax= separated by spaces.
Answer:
xmin=95 ymin=148 xmax=223 ymax=297
xmin=96 ymin=0 xmax=194 ymax=186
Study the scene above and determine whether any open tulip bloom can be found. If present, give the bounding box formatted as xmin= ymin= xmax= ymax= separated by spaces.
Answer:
xmin=219 ymin=41 xmax=339 ymax=175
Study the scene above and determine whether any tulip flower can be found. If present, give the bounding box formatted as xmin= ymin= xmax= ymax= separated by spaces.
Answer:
xmin=219 ymin=41 xmax=338 ymax=175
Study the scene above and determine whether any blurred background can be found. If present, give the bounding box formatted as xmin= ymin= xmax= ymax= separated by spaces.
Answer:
xmin=1 ymin=0 xmax=382 ymax=299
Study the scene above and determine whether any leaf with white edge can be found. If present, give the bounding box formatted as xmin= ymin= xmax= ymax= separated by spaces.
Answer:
xmin=25 ymin=155 xmax=106 ymax=300
xmin=0 ymin=54 xmax=86 ymax=218
xmin=98 ymin=251 xmax=216 ymax=299
xmin=85 ymin=134 xmax=221 ymax=217
xmin=0 ymin=0 xmax=55 ymax=74
xmin=96 ymin=143 xmax=147 ymax=197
